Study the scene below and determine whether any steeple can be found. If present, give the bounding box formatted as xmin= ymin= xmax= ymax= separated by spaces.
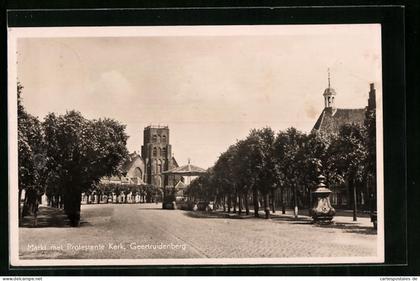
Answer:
xmin=328 ymin=68 xmax=330 ymax=88
xmin=368 ymin=83 xmax=376 ymax=110
xmin=323 ymin=68 xmax=336 ymax=109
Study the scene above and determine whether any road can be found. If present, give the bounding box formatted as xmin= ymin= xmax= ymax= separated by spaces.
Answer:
xmin=19 ymin=203 xmax=377 ymax=260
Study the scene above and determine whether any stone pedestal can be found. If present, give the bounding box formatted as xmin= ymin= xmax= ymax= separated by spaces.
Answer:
xmin=311 ymin=175 xmax=335 ymax=223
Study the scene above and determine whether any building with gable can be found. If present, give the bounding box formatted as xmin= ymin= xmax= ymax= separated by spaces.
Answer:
xmin=312 ymin=72 xmax=376 ymax=134
xmin=101 ymin=125 xmax=180 ymax=188
xmin=311 ymin=73 xmax=377 ymax=208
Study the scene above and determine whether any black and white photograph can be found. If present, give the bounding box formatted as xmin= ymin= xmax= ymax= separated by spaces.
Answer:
xmin=8 ymin=24 xmax=384 ymax=266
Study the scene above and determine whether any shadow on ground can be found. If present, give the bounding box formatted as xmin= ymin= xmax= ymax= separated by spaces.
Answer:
xmin=183 ymin=211 xmax=376 ymax=234
xmin=313 ymin=222 xmax=377 ymax=235
xmin=20 ymin=206 xmax=90 ymax=228
xmin=183 ymin=210 xmax=305 ymax=221
xmin=183 ymin=210 xmax=259 ymax=220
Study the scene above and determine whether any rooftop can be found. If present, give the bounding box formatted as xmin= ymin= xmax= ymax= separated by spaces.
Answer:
xmin=144 ymin=125 xmax=169 ymax=130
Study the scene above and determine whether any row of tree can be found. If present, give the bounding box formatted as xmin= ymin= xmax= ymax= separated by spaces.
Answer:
xmin=186 ymin=108 xmax=376 ymax=220
xmin=82 ymin=183 xmax=161 ymax=204
xmin=18 ymin=84 xmax=130 ymax=226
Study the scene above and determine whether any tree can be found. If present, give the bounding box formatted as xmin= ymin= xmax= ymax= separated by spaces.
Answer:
xmin=250 ymin=128 xmax=277 ymax=219
xmin=17 ymin=83 xmax=45 ymax=224
xmin=232 ymin=139 xmax=255 ymax=215
xmin=42 ymin=111 xmax=129 ymax=226
xmin=276 ymin=127 xmax=306 ymax=218
xmin=328 ymin=124 xmax=367 ymax=221
xmin=364 ymin=106 xmax=376 ymax=214
xmin=299 ymin=131 xmax=334 ymax=208
xmin=212 ymin=145 xmax=237 ymax=213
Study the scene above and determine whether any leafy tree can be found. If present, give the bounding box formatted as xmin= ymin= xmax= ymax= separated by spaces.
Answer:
xmin=17 ymin=83 xmax=45 ymax=223
xmin=299 ymin=131 xmax=334 ymax=208
xmin=328 ymin=123 xmax=367 ymax=221
xmin=364 ymin=106 xmax=376 ymax=213
xmin=249 ymin=128 xmax=277 ymax=219
xmin=232 ymin=138 xmax=255 ymax=215
xmin=212 ymin=145 xmax=237 ymax=212
xmin=42 ymin=110 xmax=129 ymax=226
xmin=277 ymin=127 xmax=306 ymax=218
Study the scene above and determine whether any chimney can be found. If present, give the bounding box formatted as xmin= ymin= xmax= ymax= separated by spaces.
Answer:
xmin=368 ymin=83 xmax=376 ymax=110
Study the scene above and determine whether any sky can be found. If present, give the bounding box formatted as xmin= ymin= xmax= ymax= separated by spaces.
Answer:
xmin=15 ymin=25 xmax=382 ymax=169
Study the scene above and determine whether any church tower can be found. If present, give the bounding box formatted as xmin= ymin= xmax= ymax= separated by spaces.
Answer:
xmin=141 ymin=125 xmax=172 ymax=187
xmin=368 ymin=83 xmax=376 ymax=110
xmin=323 ymin=69 xmax=337 ymax=110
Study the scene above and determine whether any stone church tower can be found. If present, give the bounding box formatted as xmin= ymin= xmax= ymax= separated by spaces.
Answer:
xmin=141 ymin=125 xmax=178 ymax=188
xmin=323 ymin=69 xmax=337 ymax=110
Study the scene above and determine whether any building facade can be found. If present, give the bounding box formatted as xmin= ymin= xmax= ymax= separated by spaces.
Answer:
xmin=141 ymin=125 xmax=179 ymax=188
xmin=312 ymin=74 xmax=376 ymax=133
xmin=101 ymin=125 xmax=179 ymax=188
xmin=311 ymin=78 xmax=377 ymax=209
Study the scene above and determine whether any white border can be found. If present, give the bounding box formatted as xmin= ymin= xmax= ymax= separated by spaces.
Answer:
xmin=8 ymin=24 xmax=384 ymax=267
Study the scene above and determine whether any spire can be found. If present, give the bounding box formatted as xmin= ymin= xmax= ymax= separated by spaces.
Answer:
xmin=323 ymin=68 xmax=336 ymax=109
xmin=328 ymin=68 xmax=331 ymax=88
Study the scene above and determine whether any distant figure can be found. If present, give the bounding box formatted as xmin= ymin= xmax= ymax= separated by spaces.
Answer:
xmin=23 ymin=187 xmax=40 ymax=226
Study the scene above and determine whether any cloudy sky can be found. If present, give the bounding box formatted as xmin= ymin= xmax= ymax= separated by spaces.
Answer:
xmin=14 ymin=25 xmax=382 ymax=169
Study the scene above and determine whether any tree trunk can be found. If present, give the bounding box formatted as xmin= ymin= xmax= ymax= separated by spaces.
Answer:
xmin=309 ymin=186 xmax=313 ymax=210
xmin=271 ymin=189 xmax=276 ymax=213
xmin=227 ymin=195 xmax=231 ymax=213
xmin=18 ymin=189 xmax=22 ymax=226
xmin=281 ymin=186 xmax=286 ymax=214
xmin=264 ymin=193 xmax=270 ymax=219
xmin=233 ymin=193 xmax=237 ymax=213
xmin=353 ymin=181 xmax=358 ymax=221
xmin=252 ymin=187 xmax=259 ymax=217
xmin=238 ymin=193 xmax=242 ymax=215
xmin=244 ymin=192 xmax=250 ymax=215
xmin=293 ymin=185 xmax=298 ymax=219
xmin=222 ymin=196 xmax=226 ymax=212
xmin=64 ymin=187 xmax=82 ymax=227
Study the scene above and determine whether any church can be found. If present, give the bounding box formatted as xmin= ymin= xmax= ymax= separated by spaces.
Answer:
xmin=312 ymin=73 xmax=376 ymax=134
xmin=311 ymin=74 xmax=377 ymax=208
xmin=101 ymin=125 xmax=180 ymax=188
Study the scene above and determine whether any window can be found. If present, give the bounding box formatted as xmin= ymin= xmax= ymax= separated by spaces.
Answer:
xmin=152 ymin=134 xmax=157 ymax=143
xmin=162 ymin=147 xmax=167 ymax=157
xmin=133 ymin=167 xmax=142 ymax=179
xmin=157 ymin=160 xmax=162 ymax=174
xmin=153 ymin=147 xmax=157 ymax=157
xmin=162 ymin=135 xmax=167 ymax=143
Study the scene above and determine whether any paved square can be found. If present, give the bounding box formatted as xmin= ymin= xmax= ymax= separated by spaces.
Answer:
xmin=19 ymin=203 xmax=377 ymax=260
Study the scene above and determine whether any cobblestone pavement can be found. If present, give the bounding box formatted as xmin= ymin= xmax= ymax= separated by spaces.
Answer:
xmin=19 ymin=203 xmax=377 ymax=260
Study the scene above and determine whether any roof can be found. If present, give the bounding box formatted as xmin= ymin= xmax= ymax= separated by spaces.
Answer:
xmin=171 ymin=156 xmax=179 ymax=168
xmin=174 ymin=180 xmax=187 ymax=190
xmin=121 ymin=152 xmax=143 ymax=172
xmin=323 ymin=87 xmax=337 ymax=96
xmin=162 ymin=162 xmax=206 ymax=176
xmin=312 ymin=107 xmax=366 ymax=134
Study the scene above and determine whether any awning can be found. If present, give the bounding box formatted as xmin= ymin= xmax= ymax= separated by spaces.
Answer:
xmin=162 ymin=160 xmax=206 ymax=176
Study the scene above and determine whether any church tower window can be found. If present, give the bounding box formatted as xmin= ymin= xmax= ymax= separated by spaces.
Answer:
xmin=323 ymin=69 xmax=336 ymax=109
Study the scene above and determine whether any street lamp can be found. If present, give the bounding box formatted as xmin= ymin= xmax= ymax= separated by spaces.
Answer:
xmin=310 ymin=174 xmax=335 ymax=224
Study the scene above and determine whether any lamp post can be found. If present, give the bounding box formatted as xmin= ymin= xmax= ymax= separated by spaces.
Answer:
xmin=311 ymin=174 xmax=335 ymax=224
